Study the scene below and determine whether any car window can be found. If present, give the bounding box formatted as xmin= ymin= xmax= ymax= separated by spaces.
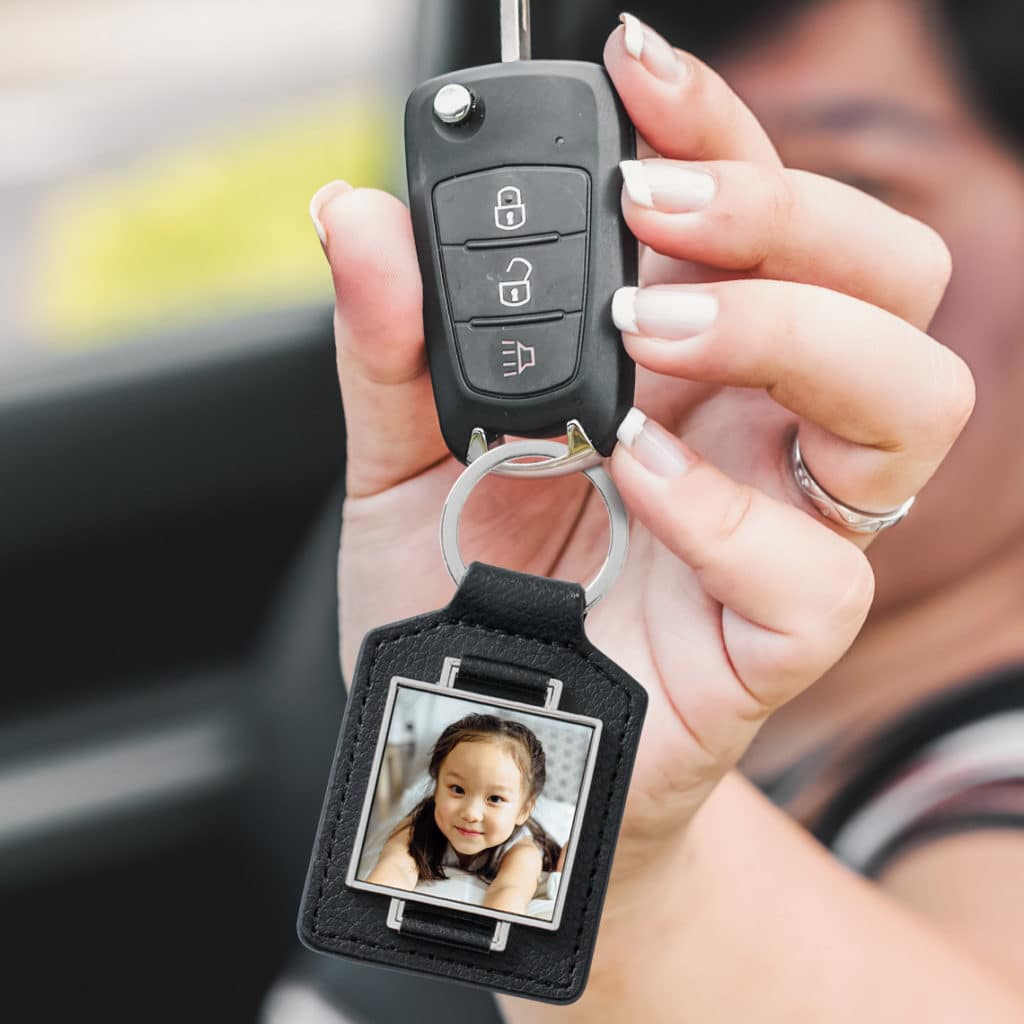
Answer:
xmin=1 ymin=0 xmax=414 ymax=361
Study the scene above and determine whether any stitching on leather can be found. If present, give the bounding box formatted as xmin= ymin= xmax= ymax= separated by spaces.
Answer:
xmin=316 ymin=934 xmax=565 ymax=988
xmin=311 ymin=614 xmax=636 ymax=994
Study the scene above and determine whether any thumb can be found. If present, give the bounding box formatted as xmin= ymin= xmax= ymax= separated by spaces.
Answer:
xmin=310 ymin=181 xmax=449 ymax=498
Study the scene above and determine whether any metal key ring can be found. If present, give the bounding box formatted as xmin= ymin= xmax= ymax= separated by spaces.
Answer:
xmin=490 ymin=446 xmax=603 ymax=478
xmin=440 ymin=439 xmax=629 ymax=611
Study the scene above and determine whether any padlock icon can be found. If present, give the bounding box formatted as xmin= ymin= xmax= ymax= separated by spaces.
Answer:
xmin=494 ymin=185 xmax=526 ymax=231
xmin=498 ymin=257 xmax=533 ymax=307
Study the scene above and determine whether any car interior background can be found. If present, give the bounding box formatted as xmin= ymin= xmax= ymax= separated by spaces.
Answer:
xmin=1 ymin=1 xmax=597 ymax=1021
xmin=7 ymin=2 xmax=376 ymax=1020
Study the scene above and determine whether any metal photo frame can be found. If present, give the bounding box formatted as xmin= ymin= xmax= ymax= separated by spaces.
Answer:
xmin=345 ymin=659 xmax=602 ymax=934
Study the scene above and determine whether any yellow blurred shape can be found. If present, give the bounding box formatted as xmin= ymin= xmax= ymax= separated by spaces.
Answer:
xmin=31 ymin=95 xmax=395 ymax=349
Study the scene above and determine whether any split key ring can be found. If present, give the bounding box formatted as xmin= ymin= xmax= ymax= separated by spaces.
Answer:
xmin=440 ymin=438 xmax=629 ymax=611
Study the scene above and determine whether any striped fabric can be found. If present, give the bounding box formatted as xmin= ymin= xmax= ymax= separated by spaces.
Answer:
xmin=755 ymin=664 xmax=1024 ymax=877
xmin=828 ymin=711 xmax=1024 ymax=876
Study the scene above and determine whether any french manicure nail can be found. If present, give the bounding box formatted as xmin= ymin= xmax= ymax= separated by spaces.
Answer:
xmin=309 ymin=179 xmax=352 ymax=245
xmin=612 ymin=287 xmax=719 ymax=340
xmin=620 ymin=160 xmax=716 ymax=212
xmin=617 ymin=408 xmax=692 ymax=477
xmin=619 ymin=13 xmax=686 ymax=82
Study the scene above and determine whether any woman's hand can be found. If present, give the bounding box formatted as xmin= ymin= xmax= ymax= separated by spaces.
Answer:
xmin=312 ymin=15 xmax=970 ymax=897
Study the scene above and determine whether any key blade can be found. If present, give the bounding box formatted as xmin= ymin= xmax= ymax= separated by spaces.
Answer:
xmin=500 ymin=0 xmax=531 ymax=62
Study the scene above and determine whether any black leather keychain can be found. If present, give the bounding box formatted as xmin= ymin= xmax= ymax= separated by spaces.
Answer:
xmin=298 ymin=444 xmax=647 ymax=1004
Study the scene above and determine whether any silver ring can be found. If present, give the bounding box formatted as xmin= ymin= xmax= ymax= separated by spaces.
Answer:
xmin=790 ymin=433 xmax=916 ymax=534
xmin=490 ymin=446 xmax=604 ymax=478
xmin=440 ymin=439 xmax=629 ymax=610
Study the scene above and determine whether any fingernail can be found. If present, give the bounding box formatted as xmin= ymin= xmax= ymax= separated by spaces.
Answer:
xmin=612 ymin=286 xmax=719 ymax=340
xmin=617 ymin=408 xmax=692 ymax=477
xmin=309 ymin=179 xmax=352 ymax=245
xmin=620 ymin=160 xmax=716 ymax=212
xmin=619 ymin=13 xmax=686 ymax=82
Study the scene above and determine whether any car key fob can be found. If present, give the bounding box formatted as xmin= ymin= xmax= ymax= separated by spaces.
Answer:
xmin=404 ymin=0 xmax=637 ymax=463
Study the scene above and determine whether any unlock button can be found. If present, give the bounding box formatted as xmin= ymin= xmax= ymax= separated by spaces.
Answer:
xmin=498 ymin=257 xmax=532 ymax=307
xmin=442 ymin=235 xmax=586 ymax=321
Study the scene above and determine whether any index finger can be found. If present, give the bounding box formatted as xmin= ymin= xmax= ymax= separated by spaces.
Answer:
xmin=606 ymin=14 xmax=782 ymax=167
xmin=314 ymin=185 xmax=448 ymax=499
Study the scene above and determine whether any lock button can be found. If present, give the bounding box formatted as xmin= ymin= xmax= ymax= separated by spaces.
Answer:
xmin=441 ymin=234 xmax=586 ymax=321
xmin=434 ymin=167 xmax=589 ymax=244
xmin=495 ymin=186 xmax=527 ymax=231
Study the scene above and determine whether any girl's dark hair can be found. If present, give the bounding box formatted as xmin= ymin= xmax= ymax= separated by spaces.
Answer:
xmin=400 ymin=714 xmax=561 ymax=883
xmin=450 ymin=1 xmax=1024 ymax=156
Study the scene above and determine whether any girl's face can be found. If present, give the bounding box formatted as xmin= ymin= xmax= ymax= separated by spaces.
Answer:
xmin=433 ymin=738 xmax=533 ymax=856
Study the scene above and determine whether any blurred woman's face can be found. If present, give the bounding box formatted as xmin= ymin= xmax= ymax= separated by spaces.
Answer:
xmin=717 ymin=0 xmax=1024 ymax=614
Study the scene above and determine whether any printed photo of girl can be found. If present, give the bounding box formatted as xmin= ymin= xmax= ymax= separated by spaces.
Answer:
xmin=366 ymin=714 xmax=565 ymax=916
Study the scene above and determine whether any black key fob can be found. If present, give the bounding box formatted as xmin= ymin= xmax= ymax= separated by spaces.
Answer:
xmin=405 ymin=58 xmax=637 ymax=462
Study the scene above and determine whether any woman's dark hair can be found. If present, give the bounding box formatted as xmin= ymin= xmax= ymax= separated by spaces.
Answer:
xmin=400 ymin=713 xmax=561 ymax=883
xmin=449 ymin=1 xmax=1024 ymax=156
xmin=584 ymin=1 xmax=1024 ymax=155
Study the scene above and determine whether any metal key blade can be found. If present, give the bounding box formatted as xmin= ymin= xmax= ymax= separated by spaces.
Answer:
xmin=500 ymin=0 xmax=531 ymax=62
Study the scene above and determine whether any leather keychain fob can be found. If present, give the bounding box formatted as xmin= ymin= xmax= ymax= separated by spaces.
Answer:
xmin=405 ymin=0 xmax=637 ymax=464
xmin=298 ymin=562 xmax=647 ymax=1004
xmin=299 ymin=447 xmax=646 ymax=1004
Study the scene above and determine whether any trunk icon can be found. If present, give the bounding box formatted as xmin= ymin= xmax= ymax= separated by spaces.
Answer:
xmin=501 ymin=339 xmax=536 ymax=376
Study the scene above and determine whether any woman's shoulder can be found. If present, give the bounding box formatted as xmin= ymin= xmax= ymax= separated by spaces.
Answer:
xmin=759 ymin=663 xmax=1024 ymax=877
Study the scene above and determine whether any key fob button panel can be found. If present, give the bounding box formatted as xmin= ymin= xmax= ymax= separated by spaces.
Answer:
xmin=433 ymin=166 xmax=589 ymax=243
xmin=406 ymin=61 xmax=637 ymax=457
xmin=455 ymin=315 xmax=581 ymax=396
xmin=442 ymin=235 xmax=586 ymax=321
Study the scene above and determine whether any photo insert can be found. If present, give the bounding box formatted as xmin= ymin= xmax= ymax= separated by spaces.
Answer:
xmin=348 ymin=678 xmax=600 ymax=928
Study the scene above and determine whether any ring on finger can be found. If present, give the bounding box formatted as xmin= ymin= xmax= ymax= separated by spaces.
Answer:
xmin=789 ymin=432 xmax=916 ymax=534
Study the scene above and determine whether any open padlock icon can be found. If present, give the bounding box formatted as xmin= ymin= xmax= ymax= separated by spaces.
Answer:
xmin=498 ymin=256 xmax=533 ymax=307
xmin=494 ymin=185 xmax=526 ymax=230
